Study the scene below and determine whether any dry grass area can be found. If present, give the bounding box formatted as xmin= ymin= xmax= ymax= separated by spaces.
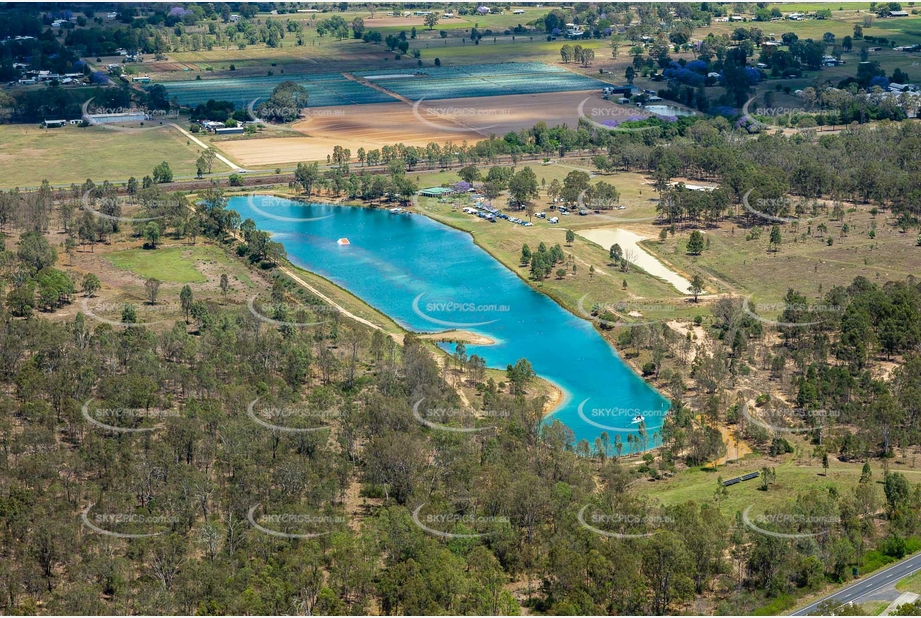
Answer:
xmin=215 ymin=90 xmax=610 ymax=167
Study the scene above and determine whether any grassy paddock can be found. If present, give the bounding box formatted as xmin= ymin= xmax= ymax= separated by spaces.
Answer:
xmin=0 ymin=124 xmax=202 ymax=188
xmin=897 ymin=569 xmax=921 ymax=594
xmin=105 ymin=244 xmax=240 ymax=284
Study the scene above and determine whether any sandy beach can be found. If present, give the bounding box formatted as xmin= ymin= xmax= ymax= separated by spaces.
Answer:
xmin=542 ymin=382 xmax=565 ymax=418
xmin=416 ymin=330 xmax=496 ymax=346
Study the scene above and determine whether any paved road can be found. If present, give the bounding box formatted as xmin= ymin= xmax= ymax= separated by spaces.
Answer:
xmin=792 ymin=552 xmax=921 ymax=615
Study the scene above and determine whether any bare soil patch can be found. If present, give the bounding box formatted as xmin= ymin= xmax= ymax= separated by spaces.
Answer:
xmin=216 ymin=90 xmax=606 ymax=167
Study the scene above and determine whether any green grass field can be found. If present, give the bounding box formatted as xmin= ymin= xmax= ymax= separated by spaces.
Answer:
xmin=105 ymin=244 xmax=239 ymax=284
xmin=0 ymin=124 xmax=202 ymax=188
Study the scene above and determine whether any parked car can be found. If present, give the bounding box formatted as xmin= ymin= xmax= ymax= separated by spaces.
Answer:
xmin=548 ymin=217 xmax=559 ymax=224
xmin=536 ymin=212 xmax=546 ymax=218
xmin=579 ymin=209 xmax=588 ymax=216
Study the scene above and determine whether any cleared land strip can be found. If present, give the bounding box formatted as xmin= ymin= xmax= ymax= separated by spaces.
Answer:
xmin=170 ymin=123 xmax=243 ymax=171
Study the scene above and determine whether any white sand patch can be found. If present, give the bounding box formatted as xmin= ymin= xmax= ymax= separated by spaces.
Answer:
xmin=578 ymin=228 xmax=695 ymax=295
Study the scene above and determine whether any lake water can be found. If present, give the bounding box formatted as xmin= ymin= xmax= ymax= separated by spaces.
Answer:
xmin=229 ymin=196 xmax=670 ymax=451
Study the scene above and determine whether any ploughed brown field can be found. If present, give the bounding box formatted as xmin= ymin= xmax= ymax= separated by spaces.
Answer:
xmin=215 ymin=90 xmax=623 ymax=167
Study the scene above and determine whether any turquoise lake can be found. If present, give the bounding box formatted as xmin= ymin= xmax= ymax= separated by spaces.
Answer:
xmin=229 ymin=195 xmax=670 ymax=450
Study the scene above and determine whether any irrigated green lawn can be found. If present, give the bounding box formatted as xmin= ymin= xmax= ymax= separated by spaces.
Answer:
xmin=106 ymin=245 xmax=241 ymax=284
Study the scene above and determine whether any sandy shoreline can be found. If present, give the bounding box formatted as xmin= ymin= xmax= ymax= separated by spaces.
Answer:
xmin=416 ymin=330 xmax=496 ymax=346
xmin=542 ymin=382 xmax=565 ymax=418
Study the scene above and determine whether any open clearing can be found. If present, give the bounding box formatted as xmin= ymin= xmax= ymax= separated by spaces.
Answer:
xmin=216 ymin=90 xmax=607 ymax=167
xmin=578 ymin=227 xmax=696 ymax=295
xmin=105 ymin=245 xmax=238 ymax=284
xmin=0 ymin=124 xmax=202 ymax=188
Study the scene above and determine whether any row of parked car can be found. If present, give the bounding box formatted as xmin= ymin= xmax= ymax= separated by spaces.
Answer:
xmin=497 ymin=212 xmax=533 ymax=227
xmin=462 ymin=206 xmax=537 ymax=226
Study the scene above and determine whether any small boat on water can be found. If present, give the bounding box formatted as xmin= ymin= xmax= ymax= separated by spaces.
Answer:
xmin=631 ymin=415 xmax=645 ymax=424
xmin=337 ymin=238 xmax=350 ymax=245
xmin=389 ymin=207 xmax=404 ymax=214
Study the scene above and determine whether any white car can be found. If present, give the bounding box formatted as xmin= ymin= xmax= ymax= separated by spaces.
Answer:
xmin=536 ymin=212 xmax=546 ymax=218
xmin=548 ymin=217 xmax=559 ymax=224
